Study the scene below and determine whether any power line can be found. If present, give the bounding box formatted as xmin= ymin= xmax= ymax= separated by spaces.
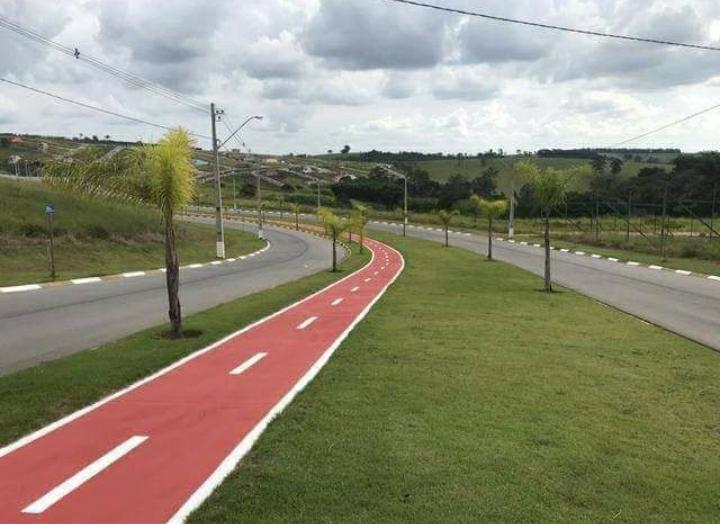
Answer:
xmin=0 ymin=17 xmax=208 ymax=112
xmin=386 ymin=0 xmax=720 ymax=52
xmin=611 ymin=102 xmax=720 ymax=147
xmin=0 ymin=77 xmax=212 ymax=141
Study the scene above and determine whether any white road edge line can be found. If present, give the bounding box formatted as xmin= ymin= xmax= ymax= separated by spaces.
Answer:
xmin=296 ymin=316 xmax=318 ymax=330
xmin=122 ymin=272 xmax=145 ymax=278
xmin=22 ymin=436 xmax=148 ymax=514
xmin=331 ymin=298 xmax=344 ymax=306
xmin=229 ymin=353 xmax=267 ymax=376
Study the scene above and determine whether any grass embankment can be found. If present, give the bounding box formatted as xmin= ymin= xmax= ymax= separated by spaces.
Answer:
xmin=0 ymin=244 xmax=369 ymax=447
xmin=189 ymin=231 xmax=720 ymax=522
xmin=0 ymin=179 xmax=264 ymax=286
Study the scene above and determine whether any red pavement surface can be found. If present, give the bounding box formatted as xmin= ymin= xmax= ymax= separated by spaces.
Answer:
xmin=0 ymin=238 xmax=403 ymax=523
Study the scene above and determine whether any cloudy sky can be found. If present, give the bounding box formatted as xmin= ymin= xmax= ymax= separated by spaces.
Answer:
xmin=1 ymin=0 xmax=719 ymax=154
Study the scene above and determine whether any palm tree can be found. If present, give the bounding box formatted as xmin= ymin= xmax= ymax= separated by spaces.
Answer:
xmin=437 ymin=210 xmax=458 ymax=247
xmin=352 ymin=203 xmax=369 ymax=253
xmin=531 ymin=164 xmax=591 ymax=292
xmin=289 ymin=202 xmax=301 ymax=231
xmin=471 ymin=196 xmax=508 ymax=261
xmin=318 ymin=207 xmax=349 ymax=272
xmin=44 ymin=128 xmax=196 ymax=336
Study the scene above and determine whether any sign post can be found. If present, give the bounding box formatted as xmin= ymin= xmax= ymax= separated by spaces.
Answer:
xmin=45 ymin=203 xmax=56 ymax=280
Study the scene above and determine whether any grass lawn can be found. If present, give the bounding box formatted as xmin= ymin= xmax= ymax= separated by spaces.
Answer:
xmin=0 ymin=179 xmax=265 ymax=286
xmin=0 ymin=244 xmax=369 ymax=448
xmin=189 ymin=231 xmax=720 ymax=522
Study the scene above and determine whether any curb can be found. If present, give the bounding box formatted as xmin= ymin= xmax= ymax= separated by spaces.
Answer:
xmin=369 ymin=220 xmax=720 ymax=283
xmin=0 ymin=240 xmax=271 ymax=295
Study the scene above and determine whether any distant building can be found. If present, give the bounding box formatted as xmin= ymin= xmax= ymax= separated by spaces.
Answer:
xmin=8 ymin=155 xmax=21 ymax=165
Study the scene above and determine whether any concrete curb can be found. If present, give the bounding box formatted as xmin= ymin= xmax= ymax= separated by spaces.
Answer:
xmin=0 ymin=238 xmax=271 ymax=295
xmin=369 ymin=219 xmax=720 ymax=283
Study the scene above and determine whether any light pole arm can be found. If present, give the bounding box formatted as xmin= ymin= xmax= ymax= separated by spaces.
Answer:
xmin=218 ymin=116 xmax=263 ymax=150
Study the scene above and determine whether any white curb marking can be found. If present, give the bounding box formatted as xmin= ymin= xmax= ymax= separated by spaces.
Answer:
xmin=122 ymin=272 xmax=145 ymax=278
xmin=675 ymin=270 xmax=692 ymax=276
xmin=709 ymin=276 xmax=720 ymax=281
xmin=575 ymin=251 xmax=586 ymax=256
xmin=296 ymin=316 xmax=318 ymax=330
xmin=188 ymin=264 xmax=204 ymax=269
xmin=0 ymin=284 xmax=42 ymax=293
xmin=229 ymin=353 xmax=267 ymax=376
xmin=591 ymin=254 xmax=602 ymax=259
xmin=649 ymin=265 xmax=664 ymax=270
xmin=608 ymin=258 xmax=619 ymax=262
xmin=71 ymin=277 xmax=103 ymax=285
xmin=627 ymin=261 xmax=640 ymax=267
xmin=23 ymin=436 xmax=148 ymax=514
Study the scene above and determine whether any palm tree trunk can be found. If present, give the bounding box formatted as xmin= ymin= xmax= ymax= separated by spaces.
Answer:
xmin=445 ymin=226 xmax=449 ymax=247
xmin=164 ymin=213 xmax=182 ymax=336
xmin=487 ymin=216 xmax=493 ymax=260
xmin=295 ymin=210 xmax=299 ymax=231
xmin=544 ymin=214 xmax=552 ymax=293
xmin=360 ymin=229 xmax=364 ymax=253
xmin=332 ymin=230 xmax=337 ymax=272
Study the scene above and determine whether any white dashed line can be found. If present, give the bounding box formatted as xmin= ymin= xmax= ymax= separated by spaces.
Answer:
xmin=331 ymin=298 xmax=344 ymax=306
xmin=22 ymin=436 xmax=149 ymax=514
xmin=591 ymin=254 xmax=602 ymax=259
xmin=296 ymin=316 xmax=318 ymax=330
xmin=229 ymin=353 xmax=267 ymax=376
xmin=533 ymin=243 xmax=541 ymax=248
xmin=364 ymin=278 xmax=371 ymax=283
xmin=351 ymin=286 xmax=360 ymax=293
xmin=575 ymin=251 xmax=586 ymax=256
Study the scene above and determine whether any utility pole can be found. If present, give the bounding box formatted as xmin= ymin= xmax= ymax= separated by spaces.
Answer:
xmin=660 ymin=183 xmax=669 ymax=261
xmin=317 ymin=178 xmax=321 ymax=210
xmin=508 ymin=182 xmax=515 ymax=239
xmin=232 ymin=172 xmax=237 ymax=211
xmin=210 ymin=102 xmax=225 ymax=259
xmin=626 ymin=191 xmax=632 ymax=242
xmin=403 ymin=175 xmax=408 ymax=237
xmin=45 ymin=203 xmax=56 ymax=280
xmin=256 ymin=172 xmax=263 ymax=239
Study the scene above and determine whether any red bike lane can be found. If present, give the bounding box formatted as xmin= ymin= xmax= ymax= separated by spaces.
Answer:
xmin=0 ymin=238 xmax=404 ymax=523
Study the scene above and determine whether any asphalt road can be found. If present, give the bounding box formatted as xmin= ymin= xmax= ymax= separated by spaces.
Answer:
xmin=0 ymin=221 xmax=336 ymax=374
xmin=370 ymin=221 xmax=720 ymax=351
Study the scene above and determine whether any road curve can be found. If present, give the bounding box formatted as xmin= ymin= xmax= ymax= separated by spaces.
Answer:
xmin=0 ymin=221 xmax=338 ymax=375
xmin=370 ymin=221 xmax=720 ymax=351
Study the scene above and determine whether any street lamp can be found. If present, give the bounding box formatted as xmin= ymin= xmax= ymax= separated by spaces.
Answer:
xmin=385 ymin=166 xmax=408 ymax=237
xmin=211 ymin=112 xmax=263 ymax=259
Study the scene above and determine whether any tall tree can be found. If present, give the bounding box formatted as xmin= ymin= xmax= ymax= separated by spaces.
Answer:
xmin=318 ymin=207 xmax=348 ymax=272
xmin=591 ymin=155 xmax=607 ymax=176
xmin=45 ymin=128 xmax=196 ymax=336
xmin=437 ymin=209 xmax=458 ymax=247
xmin=351 ymin=202 xmax=369 ymax=253
xmin=610 ymin=157 xmax=624 ymax=175
xmin=532 ymin=164 xmax=591 ymax=292
xmin=471 ymin=196 xmax=508 ymax=261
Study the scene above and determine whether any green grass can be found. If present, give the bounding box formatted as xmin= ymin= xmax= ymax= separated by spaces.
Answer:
xmin=0 ymin=244 xmax=369 ymax=447
xmin=189 ymin=231 xmax=720 ymax=522
xmin=0 ymin=179 xmax=264 ymax=285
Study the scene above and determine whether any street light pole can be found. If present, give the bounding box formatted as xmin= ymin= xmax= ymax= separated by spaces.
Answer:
xmin=210 ymin=102 xmax=226 ymax=259
xmin=403 ymin=174 xmax=408 ymax=237
xmin=256 ymin=172 xmax=263 ymax=240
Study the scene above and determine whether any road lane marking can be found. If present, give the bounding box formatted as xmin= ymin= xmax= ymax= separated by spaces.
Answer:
xmin=364 ymin=278 xmax=371 ymax=283
xmin=351 ymin=286 xmax=360 ymax=293
xmin=296 ymin=316 xmax=318 ymax=330
xmin=331 ymin=298 xmax=344 ymax=306
xmin=70 ymin=277 xmax=102 ymax=285
xmin=22 ymin=436 xmax=149 ymax=514
xmin=229 ymin=353 xmax=267 ymax=376
xmin=0 ymin=284 xmax=43 ymax=293
xmin=374 ymin=272 xmax=379 ymax=276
